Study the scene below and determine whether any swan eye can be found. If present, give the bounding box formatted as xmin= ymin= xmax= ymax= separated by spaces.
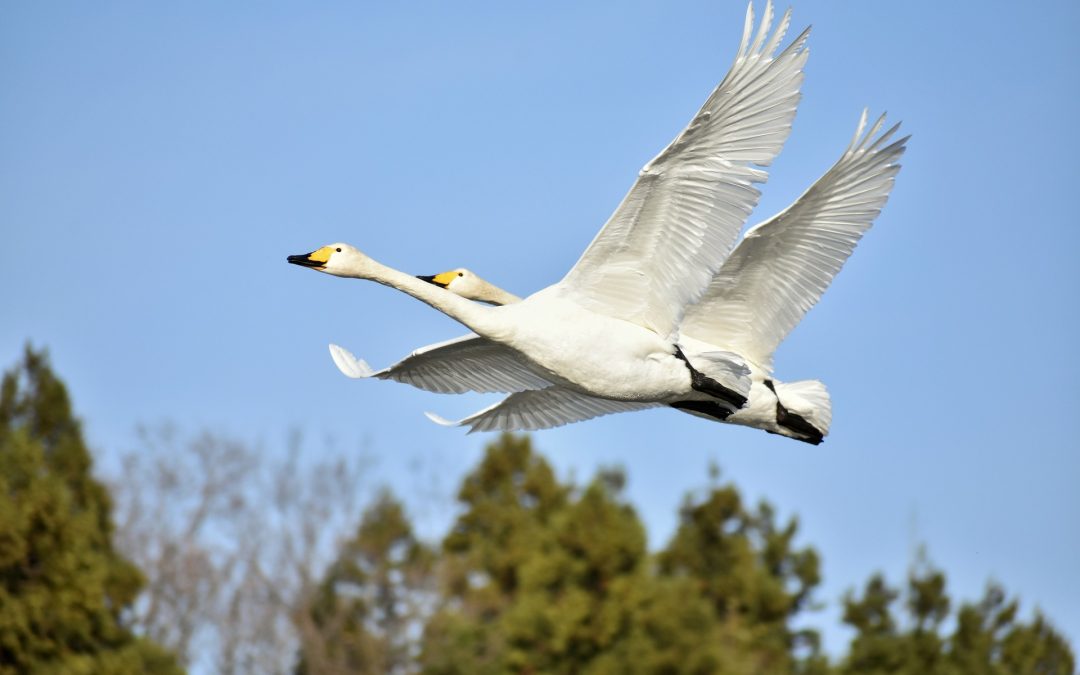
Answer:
xmin=336 ymin=248 xmax=342 ymax=253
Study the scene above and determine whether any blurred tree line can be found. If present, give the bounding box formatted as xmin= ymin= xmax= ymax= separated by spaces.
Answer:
xmin=1 ymin=348 xmax=1074 ymax=674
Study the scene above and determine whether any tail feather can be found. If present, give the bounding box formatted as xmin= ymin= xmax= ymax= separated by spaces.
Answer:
xmin=774 ymin=379 xmax=831 ymax=436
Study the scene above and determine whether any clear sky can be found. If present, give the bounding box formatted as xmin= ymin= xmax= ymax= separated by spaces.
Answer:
xmin=3 ymin=0 xmax=1078 ymax=656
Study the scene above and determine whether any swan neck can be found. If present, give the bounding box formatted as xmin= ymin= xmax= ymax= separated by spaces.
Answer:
xmin=359 ymin=260 xmax=500 ymax=335
xmin=478 ymin=283 xmax=524 ymax=306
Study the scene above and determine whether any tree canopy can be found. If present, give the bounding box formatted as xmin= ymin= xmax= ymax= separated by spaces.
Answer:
xmin=305 ymin=434 xmax=1074 ymax=674
xmin=3 ymin=350 xmax=1074 ymax=674
xmin=839 ymin=561 xmax=1074 ymax=675
xmin=413 ymin=435 xmax=830 ymax=674
xmin=0 ymin=347 xmax=182 ymax=674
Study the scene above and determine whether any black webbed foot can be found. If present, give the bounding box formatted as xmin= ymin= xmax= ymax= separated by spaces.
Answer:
xmin=673 ymin=346 xmax=748 ymax=409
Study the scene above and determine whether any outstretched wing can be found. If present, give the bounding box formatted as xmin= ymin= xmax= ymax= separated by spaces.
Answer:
xmin=426 ymin=387 xmax=660 ymax=433
xmin=328 ymin=336 xmax=551 ymax=394
xmin=555 ymin=1 xmax=810 ymax=339
xmin=681 ymin=111 xmax=909 ymax=370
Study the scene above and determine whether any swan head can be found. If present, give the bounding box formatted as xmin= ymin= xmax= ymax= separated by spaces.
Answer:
xmin=416 ymin=268 xmax=519 ymax=306
xmin=287 ymin=243 xmax=370 ymax=277
xmin=417 ymin=268 xmax=474 ymax=292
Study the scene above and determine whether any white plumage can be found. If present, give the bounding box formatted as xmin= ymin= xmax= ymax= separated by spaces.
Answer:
xmin=557 ymin=1 xmax=809 ymax=341
xmin=682 ymin=111 xmax=908 ymax=371
xmin=294 ymin=3 xmax=908 ymax=443
xmin=291 ymin=1 xmax=810 ymax=419
xmin=393 ymin=111 xmax=908 ymax=443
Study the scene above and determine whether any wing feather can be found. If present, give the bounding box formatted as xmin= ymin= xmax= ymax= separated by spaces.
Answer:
xmin=680 ymin=110 xmax=909 ymax=369
xmin=555 ymin=1 xmax=810 ymax=339
xmin=328 ymin=337 xmax=551 ymax=394
xmin=427 ymin=387 xmax=660 ymax=433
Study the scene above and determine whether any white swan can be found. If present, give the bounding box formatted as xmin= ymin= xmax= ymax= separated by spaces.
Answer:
xmin=416 ymin=269 xmax=519 ymax=306
xmin=293 ymin=2 xmax=810 ymax=417
xmin=386 ymin=110 xmax=907 ymax=443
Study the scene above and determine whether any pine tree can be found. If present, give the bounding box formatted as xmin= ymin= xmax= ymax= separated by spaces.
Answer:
xmin=420 ymin=433 xmax=569 ymax=673
xmin=297 ymin=488 xmax=432 ymax=674
xmin=838 ymin=562 xmax=1075 ymax=675
xmin=275 ymin=431 xmax=1074 ymax=674
xmin=419 ymin=435 xmax=777 ymax=674
xmin=421 ymin=441 xmax=662 ymax=674
xmin=494 ymin=468 xmax=649 ymax=673
xmin=0 ymin=347 xmax=182 ymax=674
xmin=658 ymin=475 xmax=824 ymax=674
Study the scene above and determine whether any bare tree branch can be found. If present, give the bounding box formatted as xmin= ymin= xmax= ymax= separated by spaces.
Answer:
xmin=109 ymin=425 xmax=370 ymax=674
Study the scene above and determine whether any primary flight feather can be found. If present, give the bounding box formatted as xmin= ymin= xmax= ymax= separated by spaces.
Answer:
xmin=371 ymin=110 xmax=908 ymax=442
xmin=290 ymin=2 xmax=809 ymax=420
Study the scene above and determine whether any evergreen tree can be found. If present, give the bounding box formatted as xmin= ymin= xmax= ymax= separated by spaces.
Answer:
xmin=421 ymin=439 xmax=667 ymax=674
xmin=657 ymin=474 xmax=825 ymax=674
xmin=838 ymin=562 xmax=1075 ymax=675
xmin=420 ymin=433 xmax=569 ymax=673
xmin=274 ymin=432 xmax=1075 ymax=674
xmin=419 ymin=435 xmax=813 ymax=674
xmin=493 ymin=468 xmax=648 ymax=673
xmin=298 ymin=488 xmax=432 ymax=675
xmin=0 ymin=347 xmax=182 ymax=674
xmin=5 ymin=353 xmax=1073 ymax=674
xmin=524 ymin=469 xmax=751 ymax=675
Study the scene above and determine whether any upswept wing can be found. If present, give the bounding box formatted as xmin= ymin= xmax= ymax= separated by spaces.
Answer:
xmin=680 ymin=110 xmax=909 ymax=370
xmin=426 ymin=387 xmax=660 ymax=433
xmin=328 ymin=337 xmax=551 ymax=394
xmin=555 ymin=1 xmax=810 ymax=340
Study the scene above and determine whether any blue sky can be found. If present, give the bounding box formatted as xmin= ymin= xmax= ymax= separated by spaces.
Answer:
xmin=3 ymin=0 xmax=1078 ymax=656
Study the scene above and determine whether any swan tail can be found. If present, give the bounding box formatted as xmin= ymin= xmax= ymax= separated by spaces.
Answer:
xmin=328 ymin=344 xmax=376 ymax=379
xmin=773 ymin=379 xmax=832 ymax=439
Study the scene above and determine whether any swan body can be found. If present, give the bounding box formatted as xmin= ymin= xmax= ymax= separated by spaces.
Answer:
xmin=484 ymin=289 xmax=692 ymax=400
xmin=295 ymin=243 xmax=747 ymax=406
xmin=294 ymin=243 xmax=749 ymax=406
xmin=292 ymin=1 xmax=811 ymax=421
xmin=386 ymin=110 xmax=907 ymax=443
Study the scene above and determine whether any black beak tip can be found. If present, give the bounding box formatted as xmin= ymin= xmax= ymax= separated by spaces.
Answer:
xmin=417 ymin=274 xmax=446 ymax=288
xmin=288 ymin=253 xmax=322 ymax=268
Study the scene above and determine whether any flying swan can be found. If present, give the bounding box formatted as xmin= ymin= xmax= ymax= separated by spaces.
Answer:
xmin=289 ymin=2 xmax=810 ymax=420
xmin=405 ymin=111 xmax=907 ymax=443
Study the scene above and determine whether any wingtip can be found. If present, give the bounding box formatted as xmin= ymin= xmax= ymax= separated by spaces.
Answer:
xmin=849 ymin=108 xmax=870 ymax=149
xmin=749 ymin=0 xmax=776 ymax=56
xmin=424 ymin=411 xmax=459 ymax=427
xmin=328 ymin=343 xmax=375 ymax=379
xmin=739 ymin=2 xmax=755 ymax=61
xmin=848 ymin=110 xmax=904 ymax=155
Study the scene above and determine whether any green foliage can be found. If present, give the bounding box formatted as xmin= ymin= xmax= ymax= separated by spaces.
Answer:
xmin=7 ymin=348 xmax=1071 ymax=674
xmin=420 ymin=433 xmax=570 ymax=673
xmin=0 ymin=347 xmax=183 ymax=674
xmin=298 ymin=488 xmax=433 ymax=674
xmin=659 ymin=480 xmax=823 ymax=674
xmin=839 ymin=562 xmax=1075 ymax=675
xmin=321 ymin=434 xmax=1073 ymax=675
xmin=418 ymin=435 xmax=826 ymax=675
